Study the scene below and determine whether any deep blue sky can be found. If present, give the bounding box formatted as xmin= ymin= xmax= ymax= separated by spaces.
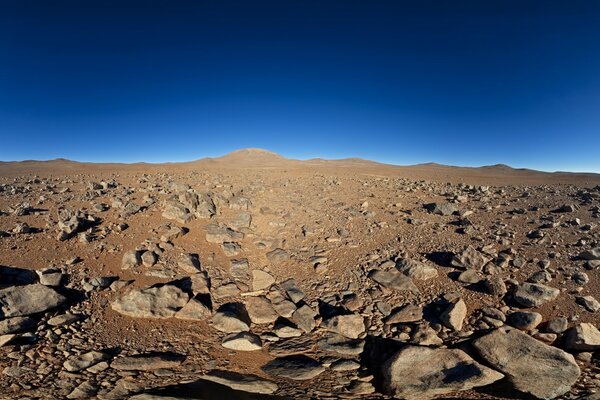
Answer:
xmin=1 ymin=1 xmax=600 ymax=171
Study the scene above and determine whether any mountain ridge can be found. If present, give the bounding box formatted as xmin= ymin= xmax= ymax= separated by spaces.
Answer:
xmin=1 ymin=148 xmax=599 ymax=177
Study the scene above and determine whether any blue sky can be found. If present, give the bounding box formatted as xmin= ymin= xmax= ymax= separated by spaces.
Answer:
xmin=1 ymin=0 xmax=600 ymax=172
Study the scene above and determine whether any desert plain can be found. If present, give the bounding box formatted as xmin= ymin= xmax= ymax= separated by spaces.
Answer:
xmin=1 ymin=148 xmax=600 ymax=399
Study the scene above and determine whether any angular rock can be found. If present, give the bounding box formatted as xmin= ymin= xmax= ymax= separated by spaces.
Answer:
xmin=262 ymin=355 xmax=324 ymax=380
xmin=396 ymin=259 xmax=437 ymax=280
xmin=291 ymin=304 xmax=317 ymax=333
xmin=576 ymin=295 xmax=600 ymax=312
xmin=507 ymin=311 xmax=542 ymax=330
xmin=211 ymin=303 xmax=250 ymax=333
xmin=513 ymin=283 xmax=560 ymax=308
xmin=451 ymin=246 xmax=490 ymax=270
xmin=385 ymin=304 xmax=423 ymax=324
xmin=222 ymin=332 xmax=262 ymax=351
xmin=252 ymin=270 xmax=275 ymax=291
xmin=424 ymin=202 xmax=457 ymax=216
xmin=473 ymin=329 xmax=580 ymax=399
xmin=322 ymin=314 xmax=365 ymax=339
xmin=0 ymin=284 xmax=66 ymax=318
xmin=111 ymin=285 xmax=189 ymax=319
xmin=111 ymin=353 xmax=185 ymax=371
xmin=0 ymin=316 xmax=37 ymax=335
xmin=564 ymin=323 xmax=600 ymax=351
xmin=200 ymin=370 xmax=278 ymax=394
xmin=63 ymin=351 xmax=110 ymax=372
xmin=382 ymin=346 xmax=503 ymax=399
xmin=245 ymin=296 xmax=278 ymax=324
xmin=579 ymin=248 xmax=600 ymax=260
xmin=368 ymin=269 xmax=419 ymax=292
xmin=266 ymin=248 xmax=289 ymax=263
xmin=439 ymin=298 xmax=467 ymax=331
xmin=174 ymin=296 xmax=212 ymax=320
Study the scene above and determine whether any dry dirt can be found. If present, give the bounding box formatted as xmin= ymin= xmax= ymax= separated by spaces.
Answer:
xmin=1 ymin=148 xmax=599 ymax=400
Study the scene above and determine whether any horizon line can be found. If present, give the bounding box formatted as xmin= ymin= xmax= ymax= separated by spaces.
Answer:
xmin=1 ymin=148 xmax=600 ymax=175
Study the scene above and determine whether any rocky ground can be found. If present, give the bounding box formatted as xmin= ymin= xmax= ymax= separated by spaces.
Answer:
xmin=1 ymin=149 xmax=600 ymax=400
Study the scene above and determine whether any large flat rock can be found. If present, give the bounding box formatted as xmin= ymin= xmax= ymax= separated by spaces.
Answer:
xmin=472 ymin=329 xmax=580 ymax=399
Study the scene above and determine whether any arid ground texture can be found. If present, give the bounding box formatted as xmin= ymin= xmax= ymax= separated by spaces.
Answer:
xmin=1 ymin=148 xmax=600 ymax=400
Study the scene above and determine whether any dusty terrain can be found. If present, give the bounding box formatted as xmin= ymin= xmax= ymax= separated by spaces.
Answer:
xmin=1 ymin=148 xmax=600 ymax=400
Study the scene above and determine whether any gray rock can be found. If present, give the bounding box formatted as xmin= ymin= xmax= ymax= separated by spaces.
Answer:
xmin=318 ymin=333 xmax=365 ymax=355
xmin=111 ymin=353 xmax=185 ymax=370
xmin=424 ymin=202 xmax=457 ymax=216
xmin=111 ymin=285 xmax=189 ymax=318
xmin=174 ymin=296 xmax=212 ymax=320
xmin=211 ymin=303 xmax=251 ymax=333
xmin=564 ymin=323 xmax=600 ymax=351
xmin=266 ymin=248 xmax=289 ymax=264
xmin=507 ymin=311 xmax=543 ymax=330
xmin=122 ymin=250 xmax=141 ymax=269
xmin=141 ymin=251 xmax=158 ymax=267
xmin=451 ymin=246 xmax=490 ymax=270
xmin=576 ymin=295 xmax=600 ymax=312
xmin=200 ymin=370 xmax=278 ymax=394
xmin=0 ymin=316 xmax=36 ymax=335
xmin=251 ymin=270 xmax=275 ymax=291
xmin=322 ymin=314 xmax=365 ymax=339
xmin=262 ymin=355 xmax=324 ymax=380
xmin=544 ymin=317 xmax=568 ymax=334
xmin=513 ymin=283 xmax=560 ymax=308
xmin=368 ymin=269 xmax=418 ymax=292
xmin=484 ymin=276 xmax=507 ymax=297
xmin=0 ymin=284 xmax=66 ymax=318
xmin=473 ymin=329 xmax=580 ymax=399
xmin=396 ymin=259 xmax=437 ymax=280
xmin=291 ymin=304 xmax=317 ymax=333
xmin=222 ymin=332 xmax=262 ymax=351
xmin=439 ymin=298 xmax=467 ymax=331
xmin=382 ymin=346 xmax=503 ymax=399
xmin=385 ymin=304 xmax=423 ymax=324
xmin=64 ymin=351 xmax=110 ymax=372
xmin=178 ymin=253 xmax=201 ymax=274
xmin=280 ymin=278 xmax=305 ymax=303
xmin=245 ymin=296 xmax=278 ymax=324
xmin=579 ymin=248 xmax=600 ymax=260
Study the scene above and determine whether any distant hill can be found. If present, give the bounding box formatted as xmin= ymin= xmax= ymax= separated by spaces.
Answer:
xmin=1 ymin=147 xmax=600 ymax=185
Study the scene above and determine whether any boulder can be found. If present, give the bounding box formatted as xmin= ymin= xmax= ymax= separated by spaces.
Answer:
xmin=0 ymin=284 xmax=66 ymax=318
xmin=382 ymin=346 xmax=503 ymax=399
xmin=473 ymin=329 xmax=580 ymax=399
xmin=111 ymin=285 xmax=189 ymax=319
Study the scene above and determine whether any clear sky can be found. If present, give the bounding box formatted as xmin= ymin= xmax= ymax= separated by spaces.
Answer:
xmin=1 ymin=1 xmax=599 ymax=172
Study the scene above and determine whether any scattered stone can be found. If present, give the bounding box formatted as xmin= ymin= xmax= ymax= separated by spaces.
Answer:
xmin=111 ymin=353 xmax=185 ymax=371
xmin=251 ymin=270 xmax=275 ymax=291
xmin=222 ymin=332 xmax=262 ymax=351
xmin=322 ymin=314 xmax=365 ymax=339
xmin=507 ymin=311 xmax=543 ymax=330
xmin=200 ymin=370 xmax=278 ymax=394
xmin=262 ymin=355 xmax=325 ymax=380
xmin=211 ymin=303 xmax=250 ymax=333
xmin=63 ymin=351 xmax=110 ymax=372
xmin=564 ymin=323 xmax=600 ymax=351
xmin=439 ymin=298 xmax=467 ymax=331
xmin=513 ymin=283 xmax=560 ymax=308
